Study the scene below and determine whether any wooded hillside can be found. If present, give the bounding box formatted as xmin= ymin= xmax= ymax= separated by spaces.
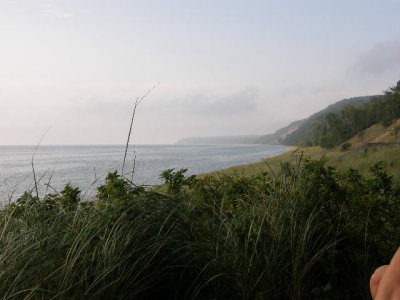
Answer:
xmin=282 ymin=81 xmax=400 ymax=148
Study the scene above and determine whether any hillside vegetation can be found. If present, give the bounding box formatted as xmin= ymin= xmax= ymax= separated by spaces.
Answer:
xmin=282 ymin=82 xmax=400 ymax=148
xmin=212 ymin=118 xmax=400 ymax=182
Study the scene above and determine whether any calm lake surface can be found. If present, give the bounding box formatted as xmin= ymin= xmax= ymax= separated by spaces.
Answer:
xmin=0 ymin=144 xmax=290 ymax=200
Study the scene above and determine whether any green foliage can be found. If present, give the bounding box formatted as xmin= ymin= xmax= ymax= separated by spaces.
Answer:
xmin=335 ymin=146 xmax=400 ymax=183
xmin=10 ymin=184 xmax=81 ymax=219
xmin=43 ymin=183 xmax=81 ymax=210
xmin=160 ymin=168 xmax=196 ymax=194
xmin=97 ymin=171 xmax=145 ymax=206
xmin=283 ymin=80 xmax=400 ymax=148
xmin=15 ymin=190 xmax=39 ymax=207
xmin=0 ymin=163 xmax=400 ymax=299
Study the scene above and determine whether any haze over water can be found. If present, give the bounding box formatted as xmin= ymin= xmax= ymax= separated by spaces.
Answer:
xmin=0 ymin=144 xmax=289 ymax=200
xmin=2 ymin=1 xmax=400 ymax=146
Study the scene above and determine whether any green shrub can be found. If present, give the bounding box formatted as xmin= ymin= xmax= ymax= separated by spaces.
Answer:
xmin=160 ymin=168 xmax=196 ymax=195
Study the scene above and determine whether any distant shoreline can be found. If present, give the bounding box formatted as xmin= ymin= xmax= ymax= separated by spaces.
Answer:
xmin=201 ymin=145 xmax=293 ymax=177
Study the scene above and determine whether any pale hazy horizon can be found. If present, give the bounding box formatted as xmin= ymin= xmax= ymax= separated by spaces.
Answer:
xmin=1 ymin=0 xmax=400 ymax=145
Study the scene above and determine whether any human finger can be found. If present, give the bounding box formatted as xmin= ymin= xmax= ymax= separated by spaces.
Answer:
xmin=374 ymin=248 xmax=400 ymax=299
xmin=388 ymin=247 xmax=400 ymax=271
xmin=370 ymin=265 xmax=389 ymax=299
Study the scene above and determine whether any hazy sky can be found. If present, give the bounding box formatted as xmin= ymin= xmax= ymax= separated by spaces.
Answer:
xmin=1 ymin=0 xmax=400 ymax=144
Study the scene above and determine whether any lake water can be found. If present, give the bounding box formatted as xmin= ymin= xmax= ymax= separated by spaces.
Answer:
xmin=0 ymin=144 xmax=290 ymax=200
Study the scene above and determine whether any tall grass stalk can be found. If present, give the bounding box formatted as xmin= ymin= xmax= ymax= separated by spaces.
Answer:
xmin=122 ymin=84 xmax=158 ymax=175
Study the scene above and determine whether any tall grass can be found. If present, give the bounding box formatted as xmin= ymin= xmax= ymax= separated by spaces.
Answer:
xmin=335 ymin=146 xmax=400 ymax=181
xmin=0 ymin=159 xmax=398 ymax=299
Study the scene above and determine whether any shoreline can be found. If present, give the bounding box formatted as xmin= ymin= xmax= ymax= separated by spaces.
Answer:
xmin=201 ymin=146 xmax=296 ymax=177
xmin=0 ymin=144 xmax=292 ymax=198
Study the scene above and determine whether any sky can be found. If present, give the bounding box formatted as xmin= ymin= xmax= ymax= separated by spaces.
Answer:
xmin=1 ymin=0 xmax=400 ymax=145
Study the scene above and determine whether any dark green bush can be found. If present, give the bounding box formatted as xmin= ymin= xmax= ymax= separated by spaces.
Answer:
xmin=160 ymin=168 xmax=196 ymax=195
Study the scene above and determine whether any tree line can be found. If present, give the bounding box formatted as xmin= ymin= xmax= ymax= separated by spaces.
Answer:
xmin=282 ymin=81 xmax=400 ymax=148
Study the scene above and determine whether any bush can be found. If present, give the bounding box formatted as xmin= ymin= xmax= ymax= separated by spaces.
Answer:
xmin=0 ymin=161 xmax=399 ymax=299
xmin=160 ymin=168 xmax=196 ymax=195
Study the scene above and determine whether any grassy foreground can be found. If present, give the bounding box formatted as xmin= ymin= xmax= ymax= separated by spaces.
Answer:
xmin=0 ymin=158 xmax=399 ymax=299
